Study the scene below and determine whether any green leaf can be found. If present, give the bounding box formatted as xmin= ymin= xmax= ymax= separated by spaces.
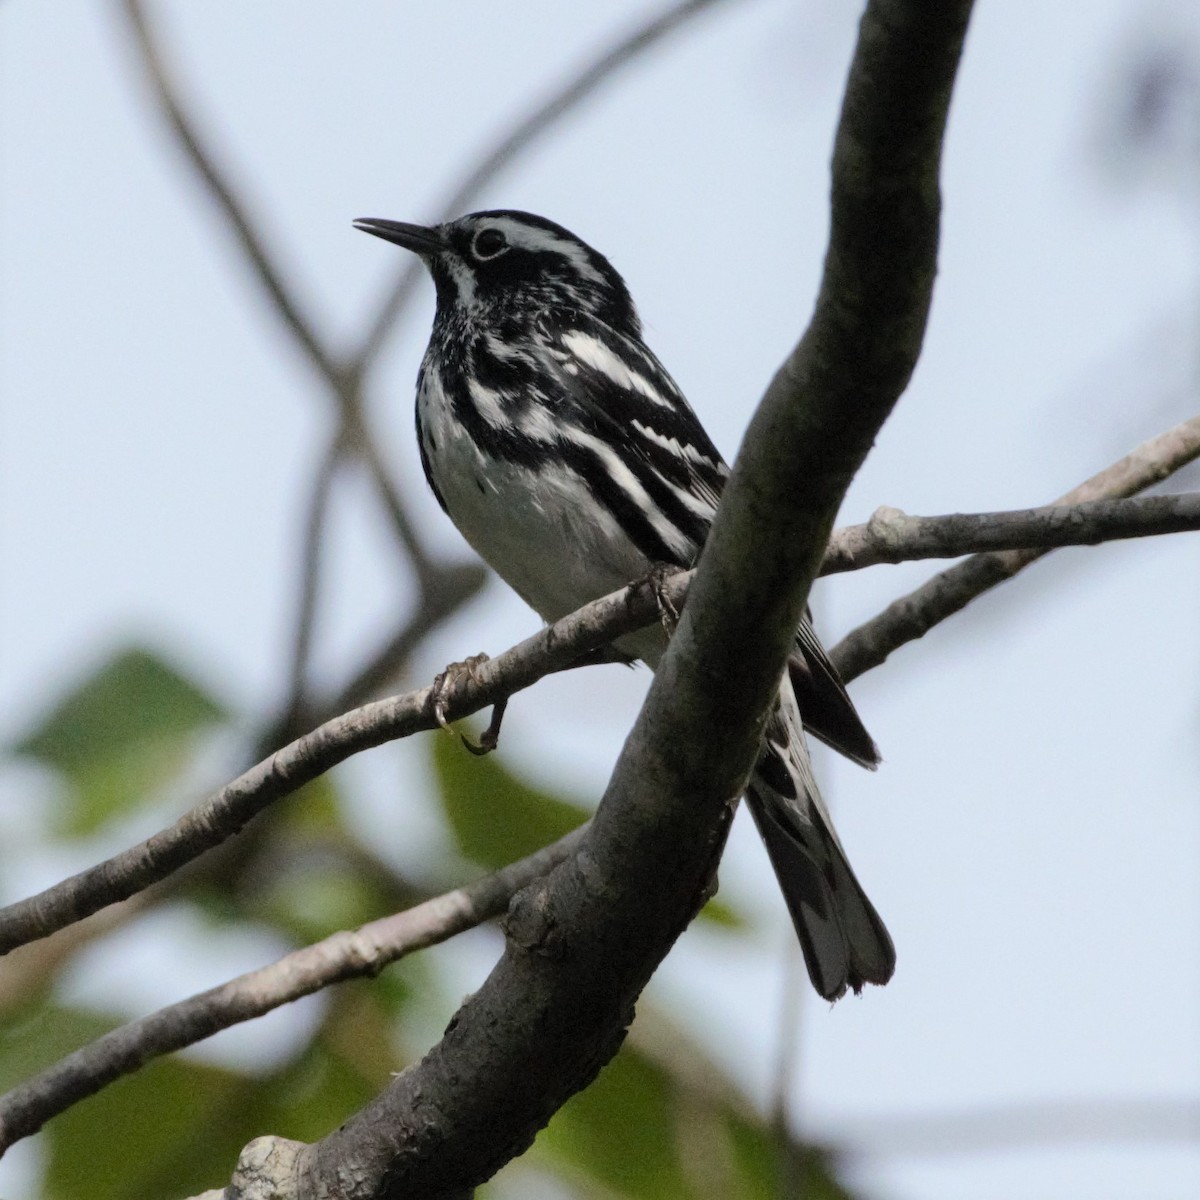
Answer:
xmin=431 ymin=728 xmax=748 ymax=927
xmin=0 ymin=1004 xmax=120 ymax=1094
xmin=432 ymin=729 xmax=587 ymax=869
xmin=531 ymin=1012 xmax=862 ymax=1199
xmin=539 ymin=1041 xmax=689 ymax=1199
xmin=697 ymin=894 xmax=748 ymax=930
xmin=11 ymin=645 xmax=228 ymax=835
xmin=27 ymin=993 xmax=405 ymax=1200
xmin=44 ymin=1049 xmax=247 ymax=1200
xmin=260 ymin=863 xmax=383 ymax=942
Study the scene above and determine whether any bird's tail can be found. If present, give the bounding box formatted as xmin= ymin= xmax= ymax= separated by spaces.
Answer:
xmin=746 ymin=680 xmax=895 ymax=1001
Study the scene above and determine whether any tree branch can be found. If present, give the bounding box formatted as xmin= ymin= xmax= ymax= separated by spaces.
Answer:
xmin=822 ymin=491 xmax=1200 ymax=573
xmin=0 ymin=574 xmax=672 ymax=958
xmin=5 ymin=481 xmax=1199 ymax=961
xmin=0 ymin=831 xmax=583 ymax=1152
xmin=831 ymin=413 xmax=1200 ymax=678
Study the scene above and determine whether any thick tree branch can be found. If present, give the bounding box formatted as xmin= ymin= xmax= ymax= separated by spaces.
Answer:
xmin=831 ymin=413 xmax=1200 ymax=678
xmin=301 ymin=5 xmax=975 ymax=1196
xmin=5 ymin=482 xmax=1198 ymax=961
xmin=0 ymin=832 xmax=583 ymax=1152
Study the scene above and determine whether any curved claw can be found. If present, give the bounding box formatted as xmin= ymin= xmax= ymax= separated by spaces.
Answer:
xmin=641 ymin=563 xmax=681 ymax=635
xmin=461 ymin=696 xmax=508 ymax=756
xmin=429 ymin=653 xmax=493 ymax=738
xmin=429 ymin=672 xmax=458 ymax=736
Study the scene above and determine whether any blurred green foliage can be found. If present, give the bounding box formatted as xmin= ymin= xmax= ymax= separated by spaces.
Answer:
xmin=0 ymin=647 xmax=854 ymax=1199
xmin=12 ymin=647 xmax=226 ymax=837
xmin=434 ymin=722 xmax=746 ymax=930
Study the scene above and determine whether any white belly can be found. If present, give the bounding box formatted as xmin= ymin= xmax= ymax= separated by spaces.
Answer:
xmin=420 ymin=392 xmax=655 ymax=634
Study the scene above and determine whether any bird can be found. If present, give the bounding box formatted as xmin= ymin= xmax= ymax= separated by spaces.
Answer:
xmin=354 ymin=209 xmax=895 ymax=1000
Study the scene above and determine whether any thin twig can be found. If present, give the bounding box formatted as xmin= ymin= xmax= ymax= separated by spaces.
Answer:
xmin=831 ymin=414 xmax=1200 ymax=679
xmin=279 ymin=436 xmax=349 ymax=740
xmin=0 ymin=573 xmax=673 ymax=957
xmin=0 ymin=830 xmax=583 ymax=1152
xmin=119 ymin=0 xmax=339 ymax=385
xmin=4 ymin=485 xmax=1200 ymax=957
xmin=118 ymin=0 xmax=440 ymax=580
xmin=352 ymin=0 xmax=735 ymax=373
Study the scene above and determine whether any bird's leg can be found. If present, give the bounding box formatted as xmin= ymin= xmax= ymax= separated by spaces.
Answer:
xmin=430 ymin=653 xmax=493 ymax=740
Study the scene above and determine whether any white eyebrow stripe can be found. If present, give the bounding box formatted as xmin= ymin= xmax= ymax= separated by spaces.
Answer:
xmin=484 ymin=217 xmax=607 ymax=286
xmin=560 ymin=330 xmax=673 ymax=407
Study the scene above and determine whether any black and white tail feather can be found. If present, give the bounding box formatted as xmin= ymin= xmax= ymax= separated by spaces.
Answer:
xmin=354 ymin=209 xmax=896 ymax=1000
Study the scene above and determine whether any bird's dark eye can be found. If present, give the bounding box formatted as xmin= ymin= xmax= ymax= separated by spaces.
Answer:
xmin=472 ymin=227 xmax=508 ymax=260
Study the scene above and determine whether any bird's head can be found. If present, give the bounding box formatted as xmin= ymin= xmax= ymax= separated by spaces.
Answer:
xmin=354 ymin=209 xmax=640 ymax=336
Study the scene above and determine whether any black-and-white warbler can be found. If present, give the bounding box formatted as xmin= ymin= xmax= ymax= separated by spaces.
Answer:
xmin=355 ymin=210 xmax=895 ymax=1000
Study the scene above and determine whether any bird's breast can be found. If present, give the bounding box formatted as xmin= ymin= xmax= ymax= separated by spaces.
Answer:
xmin=416 ymin=365 xmax=653 ymax=628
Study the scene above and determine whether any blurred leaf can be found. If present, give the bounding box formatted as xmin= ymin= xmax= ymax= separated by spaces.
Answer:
xmin=45 ymin=1048 xmax=249 ymax=1200
xmin=432 ymin=729 xmax=587 ymax=869
xmin=281 ymin=774 xmax=343 ymax=834
xmin=253 ymin=778 xmax=389 ymax=941
xmin=0 ymin=1004 xmax=119 ymax=1093
xmin=12 ymin=645 xmax=228 ymax=835
xmin=533 ymin=1017 xmax=860 ymax=1200
xmin=262 ymin=985 xmax=403 ymax=1143
xmin=540 ymin=1041 xmax=689 ymax=1199
xmin=261 ymin=862 xmax=384 ymax=943
xmin=432 ymin=731 xmax=747 ymax=927
xmin=697 ymin=895 xmax=746 ymax=930
xmin=29 ymin=991 xmax=404 ymax=1200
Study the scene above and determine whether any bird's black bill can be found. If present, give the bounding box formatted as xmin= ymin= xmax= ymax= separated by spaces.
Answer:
xmin=353 ymin=218 xmax=444 ymax=254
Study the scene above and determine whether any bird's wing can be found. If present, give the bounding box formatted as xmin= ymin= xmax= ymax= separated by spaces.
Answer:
xmin=545 ymin=316 xmax=728 ymax=566
xmin=789 ymin=609 xmax=881 ymax=768
xmin=548 ymin=317 xmax=880 ymax=768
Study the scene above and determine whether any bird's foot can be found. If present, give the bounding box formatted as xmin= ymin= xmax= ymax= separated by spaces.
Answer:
xmin=638 ymin=563 xmax=681 ymax=637
xmin=430 ymin=653 xmax=491 ymax=736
